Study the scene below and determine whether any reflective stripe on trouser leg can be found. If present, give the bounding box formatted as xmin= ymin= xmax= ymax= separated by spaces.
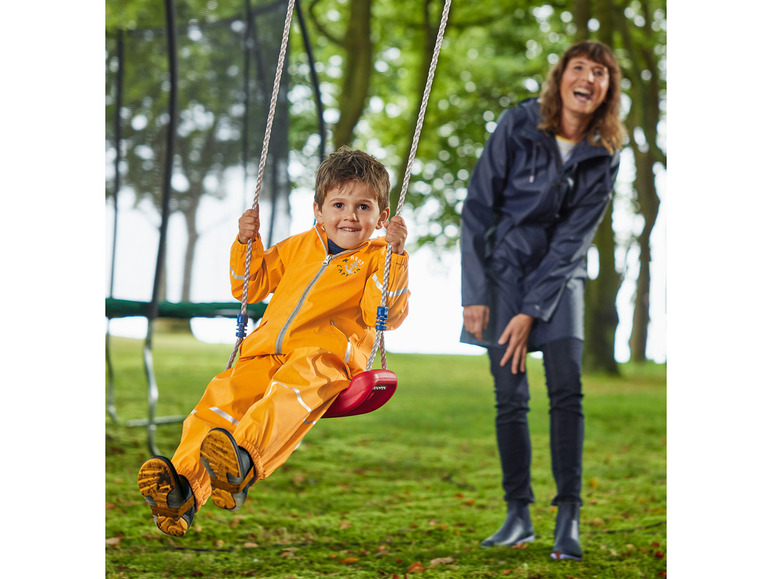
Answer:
xmin=234 ymin=347 xmax=351 ymax=480
xmin=171 ymin=353 xmax=284 ymax=509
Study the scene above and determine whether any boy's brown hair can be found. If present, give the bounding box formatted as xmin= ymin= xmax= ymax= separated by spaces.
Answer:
xmin=314 ymin=146 xmax=391 ymax=212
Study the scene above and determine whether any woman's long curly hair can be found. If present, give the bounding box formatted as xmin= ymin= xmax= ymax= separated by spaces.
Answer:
xmin=539 ymin=41 xmax=625 ymax=153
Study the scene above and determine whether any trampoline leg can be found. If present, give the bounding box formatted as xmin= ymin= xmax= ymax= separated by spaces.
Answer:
xmin=107 ymin=319 xmax=189 ymax=456
xmin=144 ymin=341 xmax=161 ymax=456
xmin=106 ymin=332 xmax=119 ymax=423
xmin=123 ymin=336 xmax=186 ymax=455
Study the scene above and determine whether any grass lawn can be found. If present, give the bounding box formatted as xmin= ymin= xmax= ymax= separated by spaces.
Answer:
xmin=105 ymin=333 xmax=666 ymax=578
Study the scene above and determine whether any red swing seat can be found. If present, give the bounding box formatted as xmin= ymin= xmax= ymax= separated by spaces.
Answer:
xmin=323 ymin=369 xmax=398 ymax=418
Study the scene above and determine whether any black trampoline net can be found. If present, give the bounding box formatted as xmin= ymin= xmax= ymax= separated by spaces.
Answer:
xmin=105 ymin=0 xmax=291 ymax=281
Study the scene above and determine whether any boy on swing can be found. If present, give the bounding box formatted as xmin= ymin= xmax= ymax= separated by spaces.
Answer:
xmin=138 ymin=147 xmax=410 ymax=537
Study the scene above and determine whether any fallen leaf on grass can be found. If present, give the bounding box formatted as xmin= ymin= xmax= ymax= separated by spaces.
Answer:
xmin=340 ymin=557 xmax=359 ymax=564
xmin=429 ymin=557 xmax=454 ymax=566
xmin=106 ymin=537 xmax=121 ymax=546
xmin=339 ymin=520 xmax=352 ymax=529
xmin=406 ymin=561 xmax=425 ymax=573
xmin=243 ymin=542 xmax=258 ymax=548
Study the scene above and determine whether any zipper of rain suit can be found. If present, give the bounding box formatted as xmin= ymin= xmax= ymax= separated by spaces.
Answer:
xmin=274 ymin=241 xmax=364 ymax=355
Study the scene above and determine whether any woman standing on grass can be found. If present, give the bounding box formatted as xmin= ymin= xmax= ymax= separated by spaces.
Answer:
xmin=460 ymin=40 xmax=625 ymax=561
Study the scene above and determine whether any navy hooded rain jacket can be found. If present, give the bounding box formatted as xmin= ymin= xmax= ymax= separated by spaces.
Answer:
xmin=460 ymin=98 xmax=620 ymax=351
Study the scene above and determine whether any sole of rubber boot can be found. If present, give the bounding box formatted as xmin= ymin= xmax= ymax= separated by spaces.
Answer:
xmin=551 ymin=550 xmax=582 ymax=561
xmin=481 ymin=533 xmax=535 ymax=548
xmin=137 ymin=457 xmax=195 ymax=537
xmin=199 ymin=428 xmax=255 ymax=511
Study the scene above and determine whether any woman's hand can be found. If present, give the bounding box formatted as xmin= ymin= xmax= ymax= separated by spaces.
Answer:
xmin=238 ymin=208 xmax=260 ymax=244
xmin=498 ymin=313 xmax=534 ymax=374
xmin=463 ymin=305 xmax=490 ymax=341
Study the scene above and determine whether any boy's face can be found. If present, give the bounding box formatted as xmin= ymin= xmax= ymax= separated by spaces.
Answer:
xmin=313 ymin=181 xmax=389 ymax=250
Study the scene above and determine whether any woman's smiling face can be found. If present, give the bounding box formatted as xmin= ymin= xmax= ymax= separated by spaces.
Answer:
xmin=313 ymin=181 xmax=390 ymax=250
xmin=560 ymin=55 xmax=610 ymax=119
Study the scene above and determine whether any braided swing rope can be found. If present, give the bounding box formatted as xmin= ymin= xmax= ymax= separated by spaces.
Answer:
xmin=227 ymin=0 xmax=296 ymax=370
xmin=227 ymin=0 xmax=452 ymax=372
xmin=366 ymin=0 xmax=452 ymax=372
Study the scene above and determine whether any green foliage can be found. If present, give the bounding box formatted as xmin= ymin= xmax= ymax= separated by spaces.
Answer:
xmin=106 ymin=334 xmax=666 ymax=577
xmin=283 ymin=0 xmax=666 ymax=253
xmin=106 ymin=0 xmax=246 ymax=31
xmin=106 ymin=1 xmax=280 ymax=209
xmin=106 ymin=0 xmax=666 ymax=251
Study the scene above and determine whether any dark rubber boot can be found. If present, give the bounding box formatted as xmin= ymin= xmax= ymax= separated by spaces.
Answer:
xmin=551 ymin=503 xmax=582 ymax=560
xmin=137 ymin=456 xmax=196 ymax=537
xmin=199 ymin=427 xmax=257 ymax=511
xmin=480 ymin=501 xmax=535 ymax=547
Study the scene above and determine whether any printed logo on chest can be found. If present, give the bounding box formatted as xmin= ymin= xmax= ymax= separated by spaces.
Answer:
xmin=337 ymin=255 xmax=364 ymax=277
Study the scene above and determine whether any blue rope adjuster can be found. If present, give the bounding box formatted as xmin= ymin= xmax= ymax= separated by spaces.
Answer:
xmin=375 ymin=306 xmax=389 ymax=331
xmin=235 ymin=314 xmax=248 ymax=338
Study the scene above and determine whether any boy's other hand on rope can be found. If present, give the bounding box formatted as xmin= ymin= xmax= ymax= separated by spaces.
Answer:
xmin=463 ymin=305 xmax=489 ymax=342
xmin=497 ymin=313 xmax=534 ymax=374
xmin=383 ymin=216 xmax=407 ymax=255
xmin=238 ymin=209 xmax=260 ymax=244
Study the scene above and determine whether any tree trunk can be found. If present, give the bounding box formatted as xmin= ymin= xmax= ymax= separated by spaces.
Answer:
xmin=581 ymin=0 xmax=620 ymax=374
xmin=629 ymin=191 xmax=653 ymax=361
xmin=573 ymin=0 xmax=590 ymax=41
xmin=583 ymin=211 xmax=620 ymax=374
xmin=618 ymin=4 xmax=664 ymax=362
xmin=181 ymin=190 xmax=200 ymax=304
xmin=332 ymin=0 xmax=373 ymax=148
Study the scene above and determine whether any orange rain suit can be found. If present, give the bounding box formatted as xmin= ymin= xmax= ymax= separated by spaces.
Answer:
xmin=171 ymin=225 xmax=410 ymax=509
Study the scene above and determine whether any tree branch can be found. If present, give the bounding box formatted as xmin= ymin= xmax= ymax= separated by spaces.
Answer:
xmin=308 ymin=0 xmax=344 ymax=47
